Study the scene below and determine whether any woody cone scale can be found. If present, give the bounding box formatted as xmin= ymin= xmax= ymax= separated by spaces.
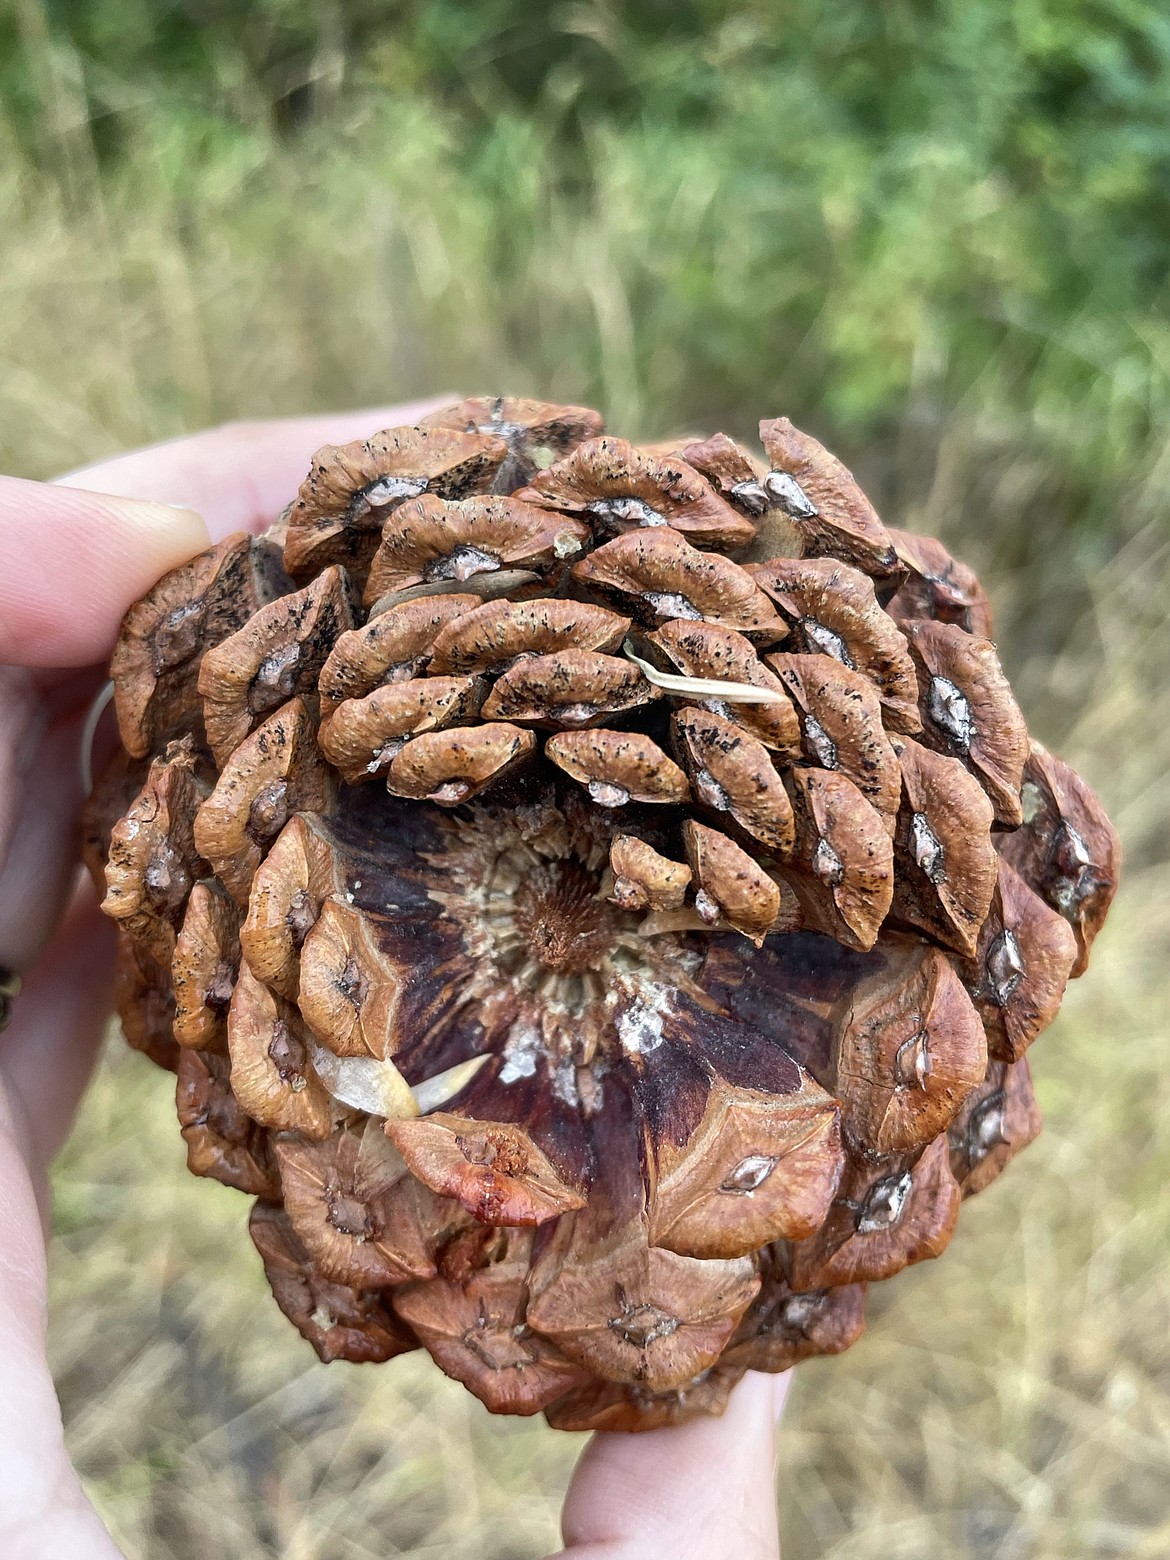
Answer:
xmin=86 ymin=399 xmax=1120 ymax=1431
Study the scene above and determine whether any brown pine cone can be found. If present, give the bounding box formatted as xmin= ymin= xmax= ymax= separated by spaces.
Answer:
xmin=85 ymin=398 xmax=1120 ymax=1432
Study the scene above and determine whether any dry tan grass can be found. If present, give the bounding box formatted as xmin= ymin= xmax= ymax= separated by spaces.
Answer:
xmin=5 ymin=119 xmax=1167 ymax=1560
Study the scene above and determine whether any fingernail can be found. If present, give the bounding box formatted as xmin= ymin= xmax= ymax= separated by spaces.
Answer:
xmin=772 ymin=1370 xmax=793 ymax=1420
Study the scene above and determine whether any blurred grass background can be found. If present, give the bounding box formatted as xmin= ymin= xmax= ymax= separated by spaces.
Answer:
xmin=2 ymin=1 xmax=1168 ymax=1554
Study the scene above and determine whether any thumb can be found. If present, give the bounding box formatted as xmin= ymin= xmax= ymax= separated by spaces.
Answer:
xmin=0 ymin=476 xmax=209 ymax=667
xmin=553 ymin=1371 xmax=789 ymax=1560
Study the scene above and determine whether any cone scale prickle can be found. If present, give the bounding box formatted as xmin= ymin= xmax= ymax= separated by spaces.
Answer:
xmin=85 ymin=399 xmax=1120 ymax=1431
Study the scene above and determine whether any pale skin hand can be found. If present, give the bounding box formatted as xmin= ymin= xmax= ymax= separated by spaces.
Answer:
xmin=0 ymin=404 xmax=788 ymax=1560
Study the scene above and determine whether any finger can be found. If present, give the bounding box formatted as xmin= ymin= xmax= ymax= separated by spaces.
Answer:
xmin=0 ymin=479 xmax=209 ymax=668
xmin=0 ymin=1110 xmax=125 ymax=1559
xmin=0 ymin=670 xmax=42 ymax=882
xmin=0 ymin=892 xmax=115 ymax=1183
xmin=58 ymin=396 xmax=456 ymax=542
xmin=3 ymin=399 xmax=459 ymax=666
xmin=0 ymin=707 xmax=89 ymax=973
xmin=553 ymin=1371 xmax=789 ymax=1560
xmin=0 ymin=922 xmax=125 ymax=1559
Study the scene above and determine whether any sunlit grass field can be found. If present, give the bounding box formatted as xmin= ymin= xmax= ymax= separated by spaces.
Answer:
xmin=4 ymin=6 xmax=1170 ymax=1554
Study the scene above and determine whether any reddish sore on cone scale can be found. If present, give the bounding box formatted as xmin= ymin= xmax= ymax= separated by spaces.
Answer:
xmin=86 ymin=397 xmax=1119 ymax=1431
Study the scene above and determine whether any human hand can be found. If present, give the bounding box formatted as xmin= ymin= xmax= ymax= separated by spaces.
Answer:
xmin=0 ymin=406 xmax=787 ymax=1560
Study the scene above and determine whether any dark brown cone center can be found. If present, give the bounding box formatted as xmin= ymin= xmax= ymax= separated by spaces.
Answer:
xmin=512 ymin=860 xmax=621 ymax=975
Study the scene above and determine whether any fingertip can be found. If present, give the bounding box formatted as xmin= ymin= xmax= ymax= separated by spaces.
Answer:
xmin=0 ymin=477 xmax=210 ymax=667
xmin=556 ymin=1372 xmax=783 ymax=1559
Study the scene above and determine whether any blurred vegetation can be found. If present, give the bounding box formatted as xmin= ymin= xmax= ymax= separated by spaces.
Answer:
xmin=4 ymin=4 xmax=1169 ymax=1556
xmin=3 ymin=0 xmax=1169 ymax=549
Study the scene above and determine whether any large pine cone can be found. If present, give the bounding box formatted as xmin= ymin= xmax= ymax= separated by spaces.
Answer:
xmin=86 ymin=400 xmax=1120 ymax=1431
